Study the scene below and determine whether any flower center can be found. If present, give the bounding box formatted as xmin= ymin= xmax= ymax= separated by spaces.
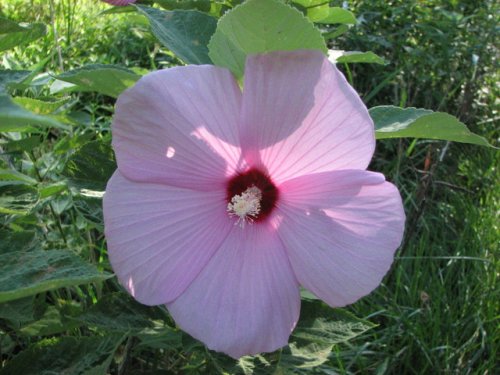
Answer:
xmin=226 ymin=168 xmax=279 ymax=227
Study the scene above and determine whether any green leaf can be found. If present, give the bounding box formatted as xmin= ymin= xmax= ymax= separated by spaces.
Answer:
xmin=314 ymin=7 xmax=356 ymax=24
xmin=20 ymin=305 xmax=82 ymax=336
xmin=38 ymin=181 xmax=67 ymax=199
xmin=12 ymin=97 xmax=70 ymax=115
xmin=54 ymin=64 xmax=141 ymax=98
xmin=75 ymin=292 xmax=160 ymax=333
xmin=292 ymin=301 xmax=376 ymax=345
xmin=323 ymin=24 xmax=350 ymax=39
xmin=0 ymin=184 xmax=39 ymax=215
xmin=329 ymin=50 xmax=386 ymax=64
xmin=0 ymin=335 xmax=124 ymax=375
xmin=63 ymin=140 xmax=116 ymax=192
xmin=0 ymin=296 xmax=41 ymax=327
xmin=0 ymin=70 xmax=31 ymax=92
xmin=0 ymin=17 xmax=46 ymax=52
xmin=0 ymin=229 xmax=38 ymax=254
xmin=155 ymin=0 xmax=211 ymax=12
xmin=0 ymin=169 xmax=37 ymax=185
xmin=208 ymin=0 xmax=327 ymax=78
xmin=371 ymin=106 xmax=493 ymax=146
xmin=135 ymin=5 xmax=217 ymax=64
xmin=0 ymin=94 xmax=67 ymax=131
xmin=2 ymin=135 xmax=42 ymax=154
xmin=73 ymin=195 xmax=104 ymax=227
xmin=0 ymin=250 xmax=112 ymax=303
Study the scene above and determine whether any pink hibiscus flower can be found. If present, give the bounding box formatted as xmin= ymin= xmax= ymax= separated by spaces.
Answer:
xmin=103 ymin=50 xmax=405 ymax=358
xmin=101 ymin=0 xmax=136 ymax=6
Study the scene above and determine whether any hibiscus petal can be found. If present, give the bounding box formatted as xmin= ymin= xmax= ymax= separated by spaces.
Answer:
xmin=113 ymin=65 xmax=243 ymax=190
xmin=103 ymin=171 xmax=233 ymax=305
xmin=240 ymin=50 xmax=375 ymax=184
xmin=167 ymin=224 xmax=300 ymax=358
xmin=277 ymin=170 xmax=405 ymax=307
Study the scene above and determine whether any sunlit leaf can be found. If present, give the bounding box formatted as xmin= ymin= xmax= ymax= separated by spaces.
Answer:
xmin=371 ymin=106 xmax=493 ymax=146
xmin=0 ymin=250 xmax=112 ymax=303
xmin=54 ymin=64 xmax=141 ymax=98
xmin=20 ymin=305 xmax=82 ymax=336
xmin=329 ymin=50 xmax=386 ymax=64
xmin=0 ymin=94 xmax=67 ymax=131
xmin=0 ymin=17 xmax=46 ymax=52
xmin=208 ymin=0 xmax=327 ymax=78
xmin=136 ymin=5 xmax=217 ymax=64
xmin=12 ymin=97 xmax=71 ymax=115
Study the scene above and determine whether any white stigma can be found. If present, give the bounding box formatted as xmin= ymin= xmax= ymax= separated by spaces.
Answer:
xmin=227 ymin=186 xmax=262 ymax=228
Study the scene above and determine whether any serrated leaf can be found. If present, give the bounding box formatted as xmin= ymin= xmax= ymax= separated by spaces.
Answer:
xmin=371 ymin=106 xmax=493 ymax=146
xmin=208 ymin=0 xmax=327 ymax=78
xmin=0 ymin=17 xmax=46 ymax=52
xmin=54 ymin=64 xmax=140 ymax=98
xmin=329 ymin=50 xmax=386 ymax=64
xmin=0 ymin=184 xmax=39 ymax=215
xmin=0 ymin=94 xmax=67 ymax=131
xmin=136 ymin=5 xmax=217 ymax=64
xmin=63 ymin=140 xmax=116 ymax=192
xmin=0 ymin=335 xmax=124 ymax=375
xmin=0 ymin=250 xmax=112 ymax=303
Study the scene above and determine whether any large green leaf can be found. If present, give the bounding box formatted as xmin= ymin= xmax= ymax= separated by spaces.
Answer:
xmin=136 ymin=5 xmax=216 ymax=64
xmin=0 ymin=250 xmax=111 ymax=303
xmin=371 ymin=106 xmax=492 ymax=146
xmin=0 ymin=335 xmax=124 ymax=375
xmin=0 ymin=94 xmax=66 ymax=131
xmin=54 ymin=64 xmax=141 ymax=98
xmin=63 ymin=140 xmax=116 ymax=192
xmin=208 ymin=0 xmax=327 ymax=78
xmin=0 ymin=17 xmax=46 ymax=52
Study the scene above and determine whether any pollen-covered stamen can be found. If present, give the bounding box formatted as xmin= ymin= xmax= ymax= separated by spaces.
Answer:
xmin=227 ymin=186 xmax=262 ymax=227
xmin=226 ymin=168 xmax=279 ymax=226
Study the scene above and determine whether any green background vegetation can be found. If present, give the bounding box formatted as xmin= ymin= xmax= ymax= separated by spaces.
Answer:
xmin=0 ymin=0 xmax=498 ymax=373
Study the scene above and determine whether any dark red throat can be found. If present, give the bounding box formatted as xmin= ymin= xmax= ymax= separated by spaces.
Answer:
xmin=226 ymin=168 xmax=279 ymax=223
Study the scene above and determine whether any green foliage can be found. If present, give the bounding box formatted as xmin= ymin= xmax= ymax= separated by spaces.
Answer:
xmin=0 ymin=16 xmax=46 ymax=52
xmin=0 ymin=335 xmax=124 ymax=375
xmin=208 ymin=0 xmax=327 ymax=78
xmin=372 ymin=106 xmax=492 ymax=146
xmin=136 ymin=5 xmax=217 ymax=64
xmin=54 ymin=64 xmax=141 ymax=98
xmin=0 ymin=250 xmax=111 ymax=303
xmin=0 ymin=0 xmax=496 ymax=373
